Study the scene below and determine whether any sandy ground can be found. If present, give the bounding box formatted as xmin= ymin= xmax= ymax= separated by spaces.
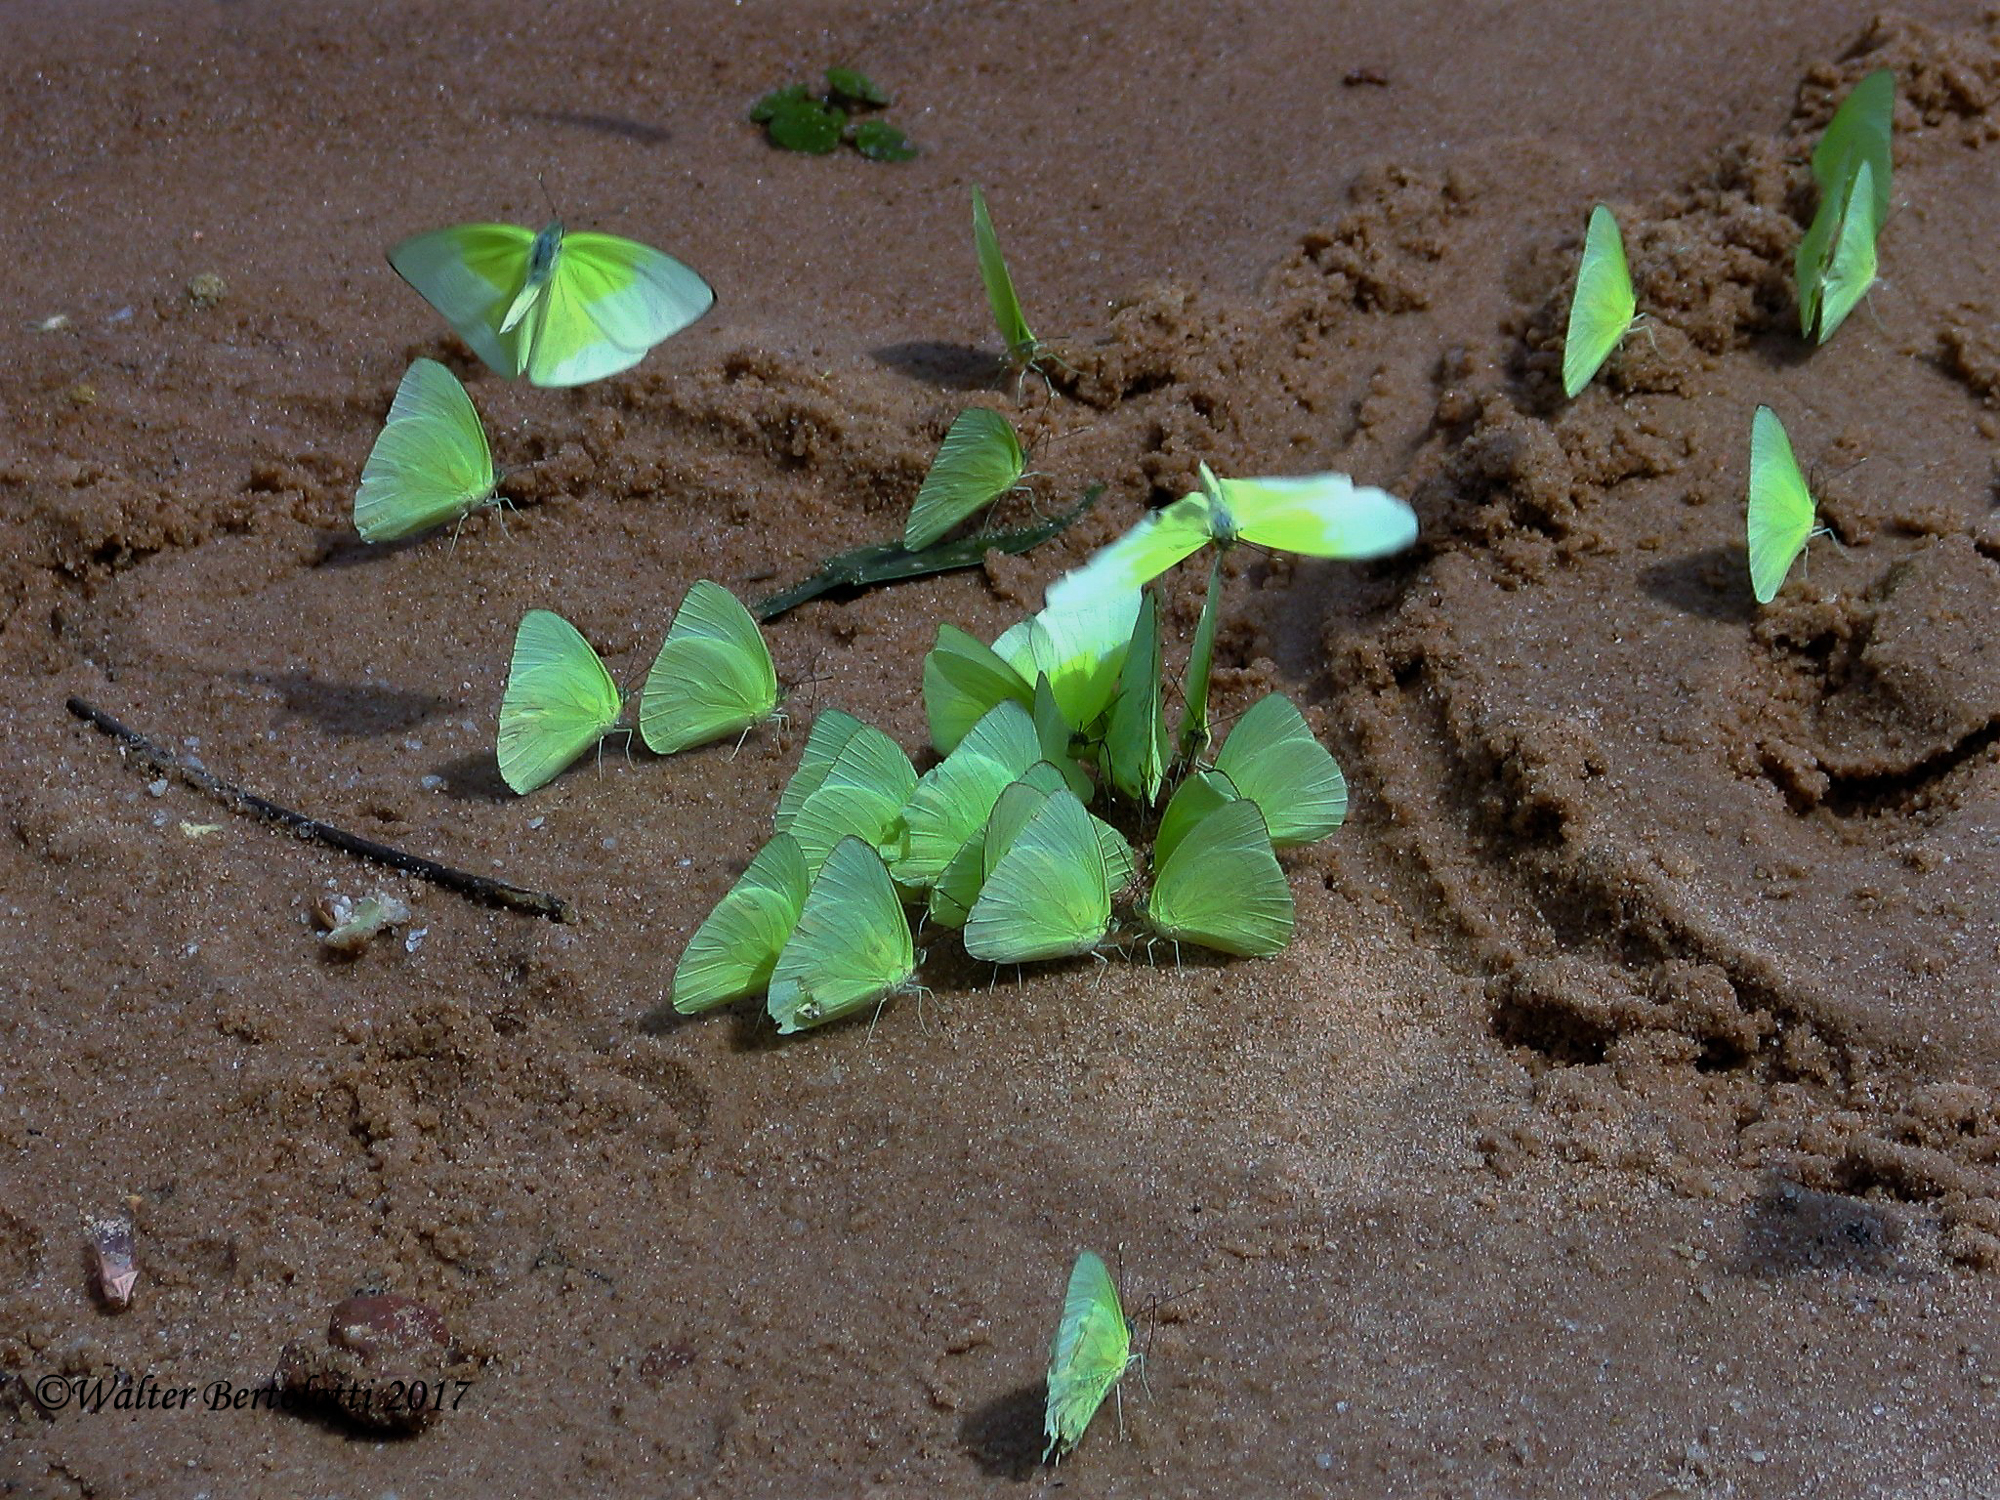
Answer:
xmin=2 ymin=1 xmax=1997 ymax=1495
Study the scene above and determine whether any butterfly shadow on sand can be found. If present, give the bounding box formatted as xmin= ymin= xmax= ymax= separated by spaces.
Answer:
xmin=871 ymin=340 xmax=1013 ymax=392
xmin=958 ymin=1380 xmax=1049 ymax=1481
xmin=1637 ymin=545 xmax=1755 ymax=624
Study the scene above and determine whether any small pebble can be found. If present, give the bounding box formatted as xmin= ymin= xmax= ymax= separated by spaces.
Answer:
xmin=147 ymin=778 xmax=169 ymax=797
xmin=85 ymin=1214 xmax=137 ymax=1310
xmin=419 ymin=774 xmax=444 ymax=791
xmin=527 ymin=816 xmax=545 ymax=830
xmin=185 ymin=272 xmax=227 ymax=309
xmin=405 ymin=927 xmax=428 ymax=953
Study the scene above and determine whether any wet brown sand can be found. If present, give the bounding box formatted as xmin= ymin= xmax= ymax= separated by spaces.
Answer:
xmin=2 ymin=1 xmax=1997 ymax=1494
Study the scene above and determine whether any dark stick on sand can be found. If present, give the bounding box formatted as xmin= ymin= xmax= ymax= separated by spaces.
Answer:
xmin=66 ymin=697 xmax=570 ymax=923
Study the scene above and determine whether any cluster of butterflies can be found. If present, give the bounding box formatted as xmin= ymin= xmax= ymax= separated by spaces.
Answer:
xmin=664 ymin=457 xmax=1415 ymax=1032
xmin=1559 ymin=70 xmax=1894 ymax=606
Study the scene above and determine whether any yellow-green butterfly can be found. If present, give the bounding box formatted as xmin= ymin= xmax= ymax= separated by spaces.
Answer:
xmin=496 ymin=609 xmax=624 ymax=794
xmin=1798 ymin=159 xmax=1881 ymax=344
xmin=1102 ymin=589 xmax=1168 ymax=805
xmin=1798 ymin=70 xmax=1893 ymax=343
xmin=766 ymin=835 xmax=916 ymax=1033
xmin=670 ymin=835 xmax=809 ymax=1013
xmin=388 ymin=220 xmax=714 ymax=387
xmin=972 ymin=185 xmax=1043 ymax=377
xmin=1212 ymin=693 xmax=1348 ymax=847
xmin=1045 ymin=462 xmax=1416 ymax=613
xmin=1140 ymin=786 xmax=1293 ymax=958
xmin=1746 ymin=405 xmax=1825 ymax=605
xmin=1561 ymin=204 xmax=1638 ymax=398
xmin=929 ymin=765 xmax=1132 ymax=930
xmin=639 ymin=580 xmax=779 ymax=754
xmin=992 ymin=592 xmax=1142 ymax=733
xmin=890 ymin=699 xmax=1042 ymax=888
xmin=904 ymin=408 xmax=1028 ymax=551
xmin=1044 ymin=1249 xmax=1139 ymax=1461
xmin=923 ymin=624 xmax=1036 ymax=755
xmin=784 ymin=721 xmax=917 ymax=878
xmin=775 ymin=710 xmax=868 ymax=833
xmin=964 ymin=788 xmax=1113 ymax=963
xmin=354 ymin=358 xmax=499 ymax=542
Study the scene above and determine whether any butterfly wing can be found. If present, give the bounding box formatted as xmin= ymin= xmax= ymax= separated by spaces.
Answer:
xmin=892 ymin=700 xmax=1041 ymax=887
xmin=1154 ymin=769 xmax=1241 ymax=873
xmin=904 ymin=408 xmax=1027 ymax=550
xmin=639 ymin=581 xmax=779 ymax=753
xmin=965 ymin=791 xmax=1111 ymax=963
xmin=775 ymin=710 xmax=867 ymax=834
xmin=767 ymin=837 xmax=914 ymax=1032
xmin=1102 ymin=590 xmax=1168 ymax=805
xmin=1812 ymin=68 xmax=1894 ymax=220
xmin=388 ymin=224 xmax=539 ymax=378
xmin=1043 ymin=494 xmax=1216 ymax=613
xmin=524 ymin=230 xmax=716 ymax=388
xmin=1213 ymin=694 xmax=1348 ymax=847
xmin=971 ymin=185 xmax=1036 ymax=363
xmin=1814 ymin=160 xmax=1880 ymax=344
xmin=354 ymin=358 xmax=497 ymax=541
xmin=496 ymin=609 xmax=623 ymax=794
xmin=996 ymin=594 xmax=1142 ymax=733
xmin=786 ymin=725 xmax=918 ymax=877
xmin=1746 ymin=405 xmax=1817 ymax=605
xmin=1146 ymin=796 xmax=1294 ymax=957
xmin=670 ymin=835 xmax=810 ymax=1012
xmin=923 ymin=624 xmax=1035 ymax=754
xmin=1221 ymin=471 xmax=1419 ymax=560
xmin=1561 ymin=203 xmax=1637 ymax=398
xmin=1044 ymin=1250 xmax=1131 ymax=1460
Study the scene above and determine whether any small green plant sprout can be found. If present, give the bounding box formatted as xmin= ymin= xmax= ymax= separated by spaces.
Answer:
xmin=963 ymin=788 xmax=1115 ymax=963
xmin=903 ymin=408 xmax=1031 ymax=551
xmin=1044 ymin=1250 xmax=1141 ymax=1462
xmin=388 ymin=221 xmax=714 ymax=387
xmin=638 ymin=580 xmax=781 ymax=754
xmin=972 ymin=184 xmax=1058 ymax=388
xmin=670 ymin=834 xmax=810 ymax=1014
xmin=496 ymin=609 xmax=625 ymax=794
xmin=751 ymin=68 xmax=919 ymax=161
xmin=1561 ymin=204 xmax=1639 ymax=398
xmin=353 ymin=358 xmax=500 ymax=543
xmin=1797 ymin=69 xmax=1892 ymax=342
xmin=1746 ymin=405 xmax=1829 ymax=604
xmin=777 ymin=717 xmax=917 ymax=878
xmin=1136 ymin=783 xmax=1294 ymax=958
xmin=766 ymin=836 xmax=919 ymax=1033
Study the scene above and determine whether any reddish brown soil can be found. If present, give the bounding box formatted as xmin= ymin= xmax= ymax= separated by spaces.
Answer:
xmin=3 ymin=2 xmax=1997 ymax=1494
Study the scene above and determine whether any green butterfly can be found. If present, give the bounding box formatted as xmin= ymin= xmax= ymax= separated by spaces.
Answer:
xmin=923 ymin=625 xmax=1036 ymax=755
xmin=964 ymin=788 xmax=1113 ymax=963
xmin=496 ymin=609 xmax=624 ymax=794
xmin=992 ymin=593 xmax=1142 ymax=733
xmin=1101 ymin=590 xmax=1168 ymax=805
xmin=1798 ymin=159 xmax=1881 ymax=344
xmin=1139 ymin=786 xmax=1293 ymax=957
xmin=929 ymin=765 xmax=1133 ymax=930
xmin=904 ymin=408 xmax=1028 ymax=551
xmin=891 ymin=699 xmax=1042 ymax=888
xmin=971 ymin=185 xmax=1044 ymax=378
xmin=784 ymin=720 xmax=917 ymax=878
xmin=1561 ymin=204 xmax=1637 ymax=398
xmin=1213 ymin=693 xmax=1348 ymax=847
xmin=1798 ymin=70 xmax=1893 ymax=342
xmin=354 ymin=358 xmax=500 ymax=542
xmin=1746 ymin=405 xmax=1824 ymax=605
xmin=774 ymin=710 xmax=868 ymax=833
xmin=670 ymin=835 xmax=810 ymax=1013
xmin=1045 ymin=462 xmax=1416 ymax=612
xmin=767 ymin=835 xmax=916 ymax=1033
xmin=1044 ymin=1250 xmax=1138 ymax=1461
xmin=639 ymin=580 xmax=780 ymax=754
xmin=388 ymin=220 xmax=714 ymax=387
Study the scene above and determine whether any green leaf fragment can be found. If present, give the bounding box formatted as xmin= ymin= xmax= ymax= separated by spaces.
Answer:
xmin=825 ymin=66 xmax=890 ymax=107
xmin=851 ymin=120 xmax=917 ymax=161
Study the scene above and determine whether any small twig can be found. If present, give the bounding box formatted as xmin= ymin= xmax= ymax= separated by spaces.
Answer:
xmin=66 ymin=697 xmax=569 ymax=922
